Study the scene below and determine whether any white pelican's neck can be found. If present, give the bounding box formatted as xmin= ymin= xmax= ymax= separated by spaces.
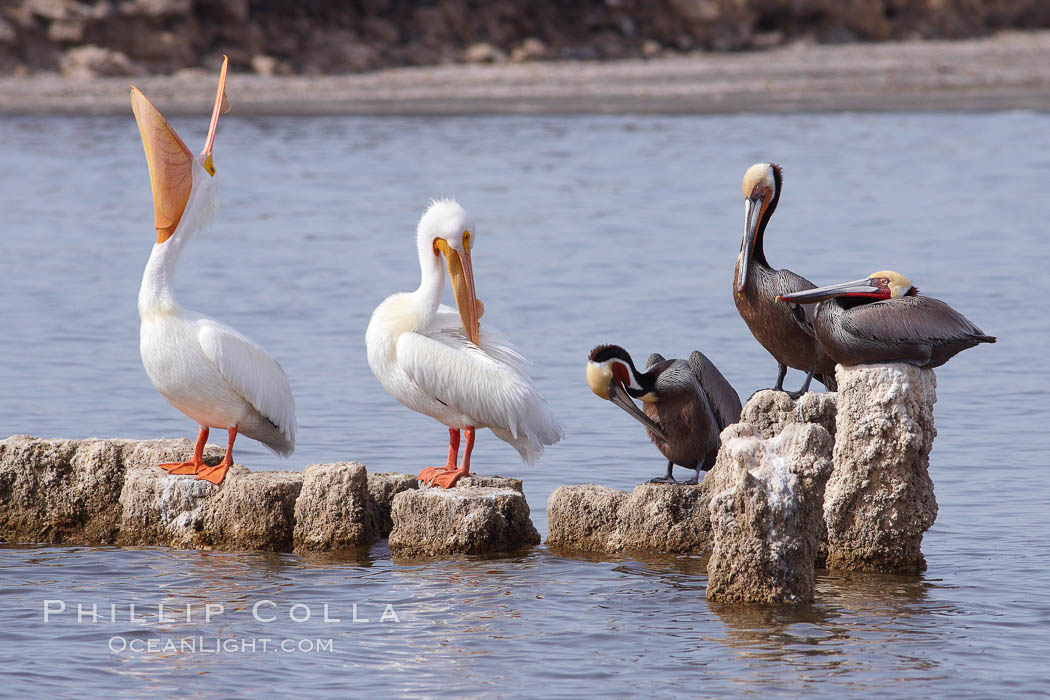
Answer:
xmin=137 ymin=165 xmax=217 ymax=318
xmin=138 ymin=237 xmax=186 ymax=316
xmin=410 ymin=238 xmax=444 ymax=326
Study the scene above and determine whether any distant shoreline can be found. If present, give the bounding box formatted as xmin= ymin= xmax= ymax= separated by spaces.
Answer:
xmin=2 ymin=31 xmax=1049 ymax=116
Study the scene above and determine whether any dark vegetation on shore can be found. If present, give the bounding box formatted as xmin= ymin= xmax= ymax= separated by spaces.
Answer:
xmin=2 ymin=0 xmax=1049 ymax=78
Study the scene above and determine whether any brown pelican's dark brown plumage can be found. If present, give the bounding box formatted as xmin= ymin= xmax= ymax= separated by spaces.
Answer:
xmin=777 ymin=270 xmax=996 ymax=368
xmin=586 ymin=345 xmax=741 ymax=484
xmin=734 ymin=163 xmax=836 ymax=398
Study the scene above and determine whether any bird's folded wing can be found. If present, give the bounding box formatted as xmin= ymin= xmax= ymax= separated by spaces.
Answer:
xmin=841 ymin=296 xmax=984 ymax=346
xmin=197 ymin=319 xmax=296 ymax=441
xmin=689 ymin=350 xmax=742 ymax=426
xmin=431 ymin=306 xmax=531 ymax=375
xmin=396 ymin=327 xmax=544 ymax=438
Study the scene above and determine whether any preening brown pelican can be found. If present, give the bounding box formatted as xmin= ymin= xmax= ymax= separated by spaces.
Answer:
xmin=586 ymin=345 xmax=741 ymax=484
xmin=777 ymin=270 xmax=996 ymax=368
xmin=734 ymin=163 xmax=836 ymax=398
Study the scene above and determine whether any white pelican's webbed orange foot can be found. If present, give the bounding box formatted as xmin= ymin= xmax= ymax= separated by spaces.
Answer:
xmin=419 ymin=427 xmax=475 ymax=490
xmin=196 ymin=461 xmax=232 ymax=485
xmin=160 ymin=461 xmax=205 ymax=475
xmin=417 ymin=428 xmax=461 ymax=486
xmin=193 ymin=426 xmax=238 ymax=486
xmin=159 ymin=426 xmax=209 ymax=475
xmin=427 ymin=468 xmax=469 ymax=489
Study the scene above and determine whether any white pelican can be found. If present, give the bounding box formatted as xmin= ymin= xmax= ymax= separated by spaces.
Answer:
xmin=366 ymin=200 xmax=564 ymax=488
xmin=132 ymin=57 xmax=295 ymax=485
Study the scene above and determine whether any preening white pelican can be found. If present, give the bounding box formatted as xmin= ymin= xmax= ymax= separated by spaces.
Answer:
xmin=132 ymin=57 xmax=295 ymax=485
xmin=365 ymin=200 xmax=564 ymax=488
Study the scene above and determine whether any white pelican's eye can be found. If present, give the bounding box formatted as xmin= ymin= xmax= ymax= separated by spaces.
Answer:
xmin=463 ymin=230 xmax=473 ymax=250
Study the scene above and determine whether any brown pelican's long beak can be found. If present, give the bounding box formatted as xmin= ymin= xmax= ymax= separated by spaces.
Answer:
xmin=435 ymin=240 xmax=480 ymax=345
xmin=777 ymin=278 xmax=881 ymax=304
xmin=608 ymin=381 xmax=668 ymax=442
xmin=736 ymin=195 xmax=763 ymax=297
xmin=200 ymin=55 xmax=230 ymax=176
xmin=131 ymin=86 xmax=194 ymax=244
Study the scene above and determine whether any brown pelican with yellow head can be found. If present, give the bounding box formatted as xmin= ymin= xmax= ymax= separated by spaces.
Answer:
xmin=734 ymin=163 xmax=836 ymax=398
xmin=777 ymin=270 xmax=996 ymax=368
xmin=586 ymin=345 xmax=741 ymax=484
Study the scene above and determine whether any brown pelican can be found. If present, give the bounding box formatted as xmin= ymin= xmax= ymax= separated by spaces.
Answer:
xmin=586 ymin=345 xmax=741 ymax=484
xmin=777 ymin=270 xmax=996 ymax=368
xmin=734 ymin=163 xmax=836 ymax=398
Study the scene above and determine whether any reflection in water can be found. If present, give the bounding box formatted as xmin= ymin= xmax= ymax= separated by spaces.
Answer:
xmin=707 ymin=569 xmax=949 ymax=690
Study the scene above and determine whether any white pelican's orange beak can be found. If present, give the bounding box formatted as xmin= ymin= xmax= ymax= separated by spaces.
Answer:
xmin=130 ymin=56 xmax=229 ymax=244
xmin=131 ymin=86 xmax=194 ymax=244
xmin=434 ymin=238 xmax=480 ymax=345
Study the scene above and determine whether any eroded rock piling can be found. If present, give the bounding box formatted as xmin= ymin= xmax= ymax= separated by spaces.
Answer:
xmin=705 ymin=423 xmax=834 ymax=604
xmin=0 ymin=436 xmax=201 ymax=545
xmin=0 ymin=436 xmax=541 ymax=557
xmin=120 ymin=465 xmax=302 ymax=551
xmin=293 ymin=462 xmax=371 ymax=552
xmin=824 ymin=363 xmax=938 ymax=573
xmin=389 ymin=477 xmax=539 ymax=558
xmin=546 ymin=482 xmax=710 ymax=554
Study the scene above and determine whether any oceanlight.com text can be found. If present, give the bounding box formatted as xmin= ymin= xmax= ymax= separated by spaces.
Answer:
xmin=108 ymin=636 xmax=336 ymax=654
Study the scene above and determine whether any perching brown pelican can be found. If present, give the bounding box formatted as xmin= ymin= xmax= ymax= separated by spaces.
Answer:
xmin=734 ymin=163 xmax=836 ymax=398
xmin=777 ymin=270 xmax=996 ymax=368
xmin=586 ymin=345 xmax=741 ymax=484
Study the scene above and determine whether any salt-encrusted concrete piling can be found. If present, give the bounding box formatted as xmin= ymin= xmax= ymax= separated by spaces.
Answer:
xmin=824 ymin=364 xmax=938 ymax=573
xmin=705 ymin=422 xmax=834 ymax=604
xmin=388 ymin=476 xmax=541 ymax=558
xmin=545 ymin=391 xmax=837 ymax=557
xmin=120 ymin=465 xmax=303 ymax=551
xmin=546 ymin=482 xmax=711 ymax=554
xmin=293 ymin=462 xmax=372 ymax=552
xmin=2 ymin=364 xmax=941 ymax=570
xmin=740 ymin=390 xmax=838 ymax=440
xmin=366 ymin=472 xmax=420 ymax=539
xmin=1 ymin=435 xmax=540 ymax=556
xmin=0 ymin=436 xmax=204 ymax=545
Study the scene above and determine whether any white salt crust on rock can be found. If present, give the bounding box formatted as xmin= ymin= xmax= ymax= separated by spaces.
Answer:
xmin=389 ymin=480 xmax=540 ymax=558
xmin=2 ymin=436 xmax=536 ymax=555
xmin=823 ymin=363 xmax=938 ymax=573
xmin=705 ymin=422 xmax=833 ymax=604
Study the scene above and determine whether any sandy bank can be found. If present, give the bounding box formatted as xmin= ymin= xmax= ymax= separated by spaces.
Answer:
xmin=2 ymin=31 xmax=1049 ymax=116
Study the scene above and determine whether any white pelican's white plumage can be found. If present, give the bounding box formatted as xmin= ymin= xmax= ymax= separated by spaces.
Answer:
xmin=132 ymin=58 xmax=295 ymax=485
xmin=366 ymin=200 xmax=563 ymax=487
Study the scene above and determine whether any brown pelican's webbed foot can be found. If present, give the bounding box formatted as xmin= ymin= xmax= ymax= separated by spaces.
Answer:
xmin=649 ymin=462 xmax=700 ymax=485
xmin=649 ymin=461 xmax=678 ymax=484
xmin=786 ymin=365 xmax=816 ymax=400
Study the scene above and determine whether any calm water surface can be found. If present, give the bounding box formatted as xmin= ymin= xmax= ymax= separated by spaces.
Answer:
xmin=0 ymin=112 xmax=1048 ymax=696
